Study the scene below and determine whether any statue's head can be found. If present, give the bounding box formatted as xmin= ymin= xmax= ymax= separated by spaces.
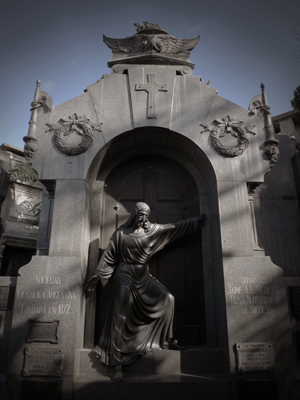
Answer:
xmin=134 ymin=203 xmax=151 ymax=231
xmin=134 ymin=202 xmax=151 ymax=216
xmin=120 ymin=202 xmax=151 ymax=232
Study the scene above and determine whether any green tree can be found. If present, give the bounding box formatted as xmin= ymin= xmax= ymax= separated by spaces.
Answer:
xmin=291 ymin=86 xmax=300 ymax=110
xmin=9 ymin=162 xmax=38 ymax=184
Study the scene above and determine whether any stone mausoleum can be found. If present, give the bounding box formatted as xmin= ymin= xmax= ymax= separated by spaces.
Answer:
xmin=1 ymin=22 xmax=300 ymax=400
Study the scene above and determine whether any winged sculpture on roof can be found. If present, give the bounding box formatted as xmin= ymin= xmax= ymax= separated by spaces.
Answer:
xmin=103 ymin=22 xmax=199 ymax=55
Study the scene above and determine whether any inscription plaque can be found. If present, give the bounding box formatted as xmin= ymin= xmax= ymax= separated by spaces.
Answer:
xmin=289 ymin=286 xmax=300 ymax=319
xmin=236 ymin=343 xmax=275 ymax=372
xmin=27 ymin=320 xmax=59 ymax=343
xmin=23 ymin=347 xmax=63 ymax=377
xmin=0 ymin=286 xmax=13 ymax=310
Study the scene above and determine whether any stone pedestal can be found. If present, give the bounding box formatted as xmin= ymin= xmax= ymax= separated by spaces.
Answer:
xmin=223 ymin=256 xmax=293 ymax=374
xmin=9 ymin=256 xmax=85 ymax=379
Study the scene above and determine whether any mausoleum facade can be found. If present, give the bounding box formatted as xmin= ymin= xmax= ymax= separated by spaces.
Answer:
xmin=1 ymin=22 xmax=300 ymax=400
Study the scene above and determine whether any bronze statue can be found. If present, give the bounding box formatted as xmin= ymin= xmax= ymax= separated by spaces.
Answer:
xmin=84 ymin=202 xmax=206 ymax=381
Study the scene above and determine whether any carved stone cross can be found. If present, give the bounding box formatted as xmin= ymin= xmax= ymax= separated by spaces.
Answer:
xmin=135 ymin=74 xmax=167 ymax=118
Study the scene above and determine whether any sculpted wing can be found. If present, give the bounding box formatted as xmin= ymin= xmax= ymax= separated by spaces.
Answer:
xmin=103 ymin=35 xmax=141 ymax=53
xmin=158 ymin=35 xmax=200 ymax=54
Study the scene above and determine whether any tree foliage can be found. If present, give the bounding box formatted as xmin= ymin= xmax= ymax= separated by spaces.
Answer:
xmin=291 ymin=86 xmax=300 ymax=110
xmin=9 ymin=162 xmax=38 ymax=184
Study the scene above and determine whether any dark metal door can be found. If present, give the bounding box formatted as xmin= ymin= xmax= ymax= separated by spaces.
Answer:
xmin=101 ymin=155 xmax=204 ymax=345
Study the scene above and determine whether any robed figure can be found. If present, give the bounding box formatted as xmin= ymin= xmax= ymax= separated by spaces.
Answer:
xmin=85 ymin=202 xmax=206 ymax=381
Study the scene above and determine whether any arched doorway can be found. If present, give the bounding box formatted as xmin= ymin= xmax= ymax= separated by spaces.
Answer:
xmin=92 ymin=155 xmax=205 ymax=346
xmin=85 ymin=128 xmax=220 ymax=350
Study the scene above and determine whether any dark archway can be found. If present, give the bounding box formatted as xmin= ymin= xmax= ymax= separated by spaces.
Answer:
xmin=98 ymin=155 xmax=205 ymax=345
xmin=85 ymin=128 xmax=220 ymax=349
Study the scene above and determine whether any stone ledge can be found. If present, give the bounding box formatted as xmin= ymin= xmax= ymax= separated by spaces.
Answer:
xmin=79 ymin=347 xmax=223 ymax=375
xmin=73 ymin=376 xmax=231 ymax=400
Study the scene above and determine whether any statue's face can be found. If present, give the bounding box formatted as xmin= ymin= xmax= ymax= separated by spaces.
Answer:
xmin=135 ymin=210 xmax=150 ymax=227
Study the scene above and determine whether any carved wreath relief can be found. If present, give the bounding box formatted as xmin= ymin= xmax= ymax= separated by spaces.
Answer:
xmin=201 ymin=116 xmax=255 ymax=157
xmin=46 ymin=114 xmax=102 ymax=156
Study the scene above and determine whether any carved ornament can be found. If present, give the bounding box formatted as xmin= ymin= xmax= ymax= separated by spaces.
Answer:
xmin=30 ymin=96 xmax=53 ymax=113
xmin=264 ymin=141 xmax=280 ymax=167
xmin=133 ymin=22 xmax=168 ymax=34
xmin=201 ymin=116 xmax=256 ymax=157
xmin=46 ymin=114 xmax=102 ymax=156
xmin=23 ymin=136 xmax=39 ymax=161
xmin=104 ymin=23 xmax=199 ymax=68
xmin=135 ymin=74 xmax=167 ymax=118
xmin=104 ymin=33 xmax=199 ymax=56
xmin=249 ymin=84 xmax=280 ymax=167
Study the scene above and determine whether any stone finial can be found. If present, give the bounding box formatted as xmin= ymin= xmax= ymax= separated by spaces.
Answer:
xmin=260 ymin=83 xmax=280 ymax=167
xmin=260 ymin=83 xmax=269 ymax=110
xmin=133 ymin=22 xmax=168 ymax=34
xmin=23 ymin=79 xmax=41 ymax=162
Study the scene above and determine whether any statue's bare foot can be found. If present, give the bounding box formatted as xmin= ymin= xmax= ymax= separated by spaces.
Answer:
xmin=112 ymin=364 xmax=124 ymax=382
xmin=168 ymin=338 xmax=186 ymax=350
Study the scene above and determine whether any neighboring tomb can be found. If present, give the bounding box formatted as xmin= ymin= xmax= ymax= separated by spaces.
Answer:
xmin=0 ymin=143 xmax=43 ymax=382
xmin=0 ymin=143 xmax=43 ymax=276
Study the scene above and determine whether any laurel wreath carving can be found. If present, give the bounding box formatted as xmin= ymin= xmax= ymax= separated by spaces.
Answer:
xmin=200 ymin=116 xmax=256 ymax=158
xmin=210 ymin=125 xmax=249 ymax=157
xmin=46 ymin=114 xmax=102 ymax=156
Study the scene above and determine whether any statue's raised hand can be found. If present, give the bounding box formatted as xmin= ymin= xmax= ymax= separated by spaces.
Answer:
xmin=84 ymin=274 xmax=99 ymax=296
xmin=197 ymin=213 xmax=207 ymax=225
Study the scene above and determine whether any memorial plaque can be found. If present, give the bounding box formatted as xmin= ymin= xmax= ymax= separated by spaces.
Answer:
xmin=236 ymin=343 xmax=275 ymax=372
xmin=27 ymin=320 xmax=59 ymax=343
xmin=23 ymin=347 xmax=63 ymax=377
xmin=289 ymin=286 xmax=300 ymax=319
xmin=0 ymin=286 xmax=13 ymax=310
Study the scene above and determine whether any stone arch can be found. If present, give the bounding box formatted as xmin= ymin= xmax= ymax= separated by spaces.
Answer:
xmin=85 ymin=127 xmax=221 ymax=348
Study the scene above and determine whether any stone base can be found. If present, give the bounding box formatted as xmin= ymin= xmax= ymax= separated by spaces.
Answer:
xmin=70 ymin=348 xmax=228 ymax=400
xmin=74 ymin=374 xmax=231 ymax=400
xmin=2 ymin=370 xmax=299 ymax=399
xmin=77 ymin=348 xmax=224 ymax=376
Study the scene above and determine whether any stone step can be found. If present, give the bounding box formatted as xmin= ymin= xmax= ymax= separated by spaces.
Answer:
xmin=74 ymin=373 xmax=231 ymax=400
xmin=78 ymin=347 xmax=223 ymax=375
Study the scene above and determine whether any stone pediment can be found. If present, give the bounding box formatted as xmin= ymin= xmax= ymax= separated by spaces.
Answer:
xmin=103 ymin=22 xmax=199 ymax=69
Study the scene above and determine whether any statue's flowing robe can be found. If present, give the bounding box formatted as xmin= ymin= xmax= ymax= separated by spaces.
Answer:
xmin=94 ymin=218 xmax=199 ymax=366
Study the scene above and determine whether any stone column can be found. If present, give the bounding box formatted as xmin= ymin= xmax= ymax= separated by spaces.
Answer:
xmin=217 ymin=181 xmax=253 ymax=257
xmin=217 ymin=181 xmax=293 ymax=376
xmin=49 ymin=179 xmax=90 ymax=259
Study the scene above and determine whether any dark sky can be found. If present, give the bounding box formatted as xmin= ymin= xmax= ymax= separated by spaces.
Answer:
xmin=1 ymin=0 xmax=299 ymax=149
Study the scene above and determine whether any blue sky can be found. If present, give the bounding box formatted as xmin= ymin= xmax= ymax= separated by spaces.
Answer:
xmin=1 ymin=0 xmax=299 ymax=150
